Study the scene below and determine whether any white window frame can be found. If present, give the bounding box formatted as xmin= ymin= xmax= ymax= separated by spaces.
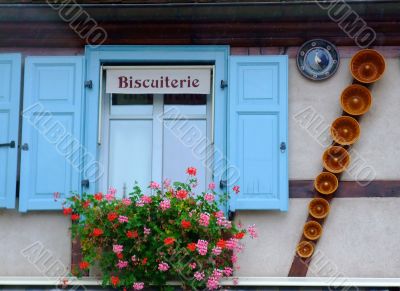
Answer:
xmin=98 ymin=65 xmax=214 ymax=196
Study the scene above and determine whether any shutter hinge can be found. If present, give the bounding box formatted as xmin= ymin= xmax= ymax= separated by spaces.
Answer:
xmin=81 ymin=179 xmax=89 ymax=188
xmin=84 ymin=80 xmax=93 ymax=89
xmin=228 ymin=210 xmax=236 ymax=221
xmin=219 ymin=179 xmax=227 ymax=189
xmin=0 ymin=140 xmax=15 ymax=148
xmin=220 ymin=80 xmax=228 ymax=89
xmin=280 ymin=141 xmax=287 ymax=153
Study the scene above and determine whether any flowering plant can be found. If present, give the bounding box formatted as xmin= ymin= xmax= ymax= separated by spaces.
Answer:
xmin=63 ymin=168 xmax=257 ymax=290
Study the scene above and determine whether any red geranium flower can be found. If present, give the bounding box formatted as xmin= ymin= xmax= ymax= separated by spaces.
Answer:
xmin=126 ymin=230 xmax=134 ymax=238
xmin=79 ymin=261 xmax=90 ymax=270
xmin=216 ymin=239 xmax=226 ymax=249
xmin=142 ymin=257 xmax=148 ymax=265
xmin=117 ymin=253 xmax=123 ymax=259
xmin=107 ymin=212 xmax=118 ymax=222
xmin=187 ymin=243 xmax=196 ymax=252
xmin=181 ymin=220 xmax=191 ymax=229
xmin=82 ymin=200 xmax=90 ymax=208
xmin=94 ymin=192 xmax=103 ymax=201
xmin=176 ymin=189 xmax=188 ymax=200
xmin=234 ymin=232 xmax=245 ymax=239
xmin=111 ymin=276 xmax=120 ymax=287
xmin=186 ymin=167 xmax=197 ymax=176
xmin=71 ymin=214 xmax=80 ymax=221
xmin=63 ymin=207 xmax=72 ymax=216
xmin=164 ymin=237 xmax=175 ymax=245
xmin=92 ymin=228 xmax=103 ymax=237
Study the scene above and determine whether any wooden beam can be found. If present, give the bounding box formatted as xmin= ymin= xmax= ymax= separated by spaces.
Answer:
xmin=290 ymin=180 xmax=400 ymax=198
xmin=1 ymin=21 xmax=400 ymax=48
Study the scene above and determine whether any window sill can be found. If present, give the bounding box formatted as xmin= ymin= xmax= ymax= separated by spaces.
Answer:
xmin=0 ymin=276 xmax=399 ymax=287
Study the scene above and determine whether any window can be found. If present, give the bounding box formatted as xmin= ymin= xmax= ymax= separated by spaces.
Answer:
xmin=99 ymin=66 xmax=213 ymax=197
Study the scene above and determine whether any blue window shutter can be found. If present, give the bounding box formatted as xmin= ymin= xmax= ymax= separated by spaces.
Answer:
xmin=19 ymin=56 xmax=84 ymax=212
xmin=228 ymin=56 xmax=288 ymax=211
xmin=0 ymin=54 xmax=21 ymax=209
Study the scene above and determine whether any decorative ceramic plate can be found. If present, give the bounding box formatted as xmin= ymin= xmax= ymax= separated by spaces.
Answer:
xmin=297 ymin=39 xmax=340 ymax=81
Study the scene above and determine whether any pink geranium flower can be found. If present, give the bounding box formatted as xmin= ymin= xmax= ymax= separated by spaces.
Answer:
xmin=122 ymin=198 xmax=131 ymax=206
xmin=204 ymin=193 xmax=215 ymax=202
xmin=214 ymin=210 xmax=224 ymax=218
xmin=105 ymin=187 xmax=116 ymax=201
xmin=194 ymin=271 xmax=205 ymax=281
xmin=137 ymin=195 xmax=152 ymax=206
xmin=199 ymin=213 xmax=210 ymax=227
xmin=133 ymin=282 xmax=144 ymax=290
xmin=247 ymin=224 xmax=258 ymax=238
xmin=163 ymin=178 xmax=171 ymax=188
xmin=206 ymin=269 xmax=223 ymax=290
xmin=112 ymin=244 xmax=123 ymax=254
xmin=143 ymin=227 xmax=151 ymax=235
xmin=149 ymin=181 xmax=160 ymax=189
xmin=116 ymin=260 xmax=128 ymax=269
xmin=158 ymin=262 xmax=170 ymax=272
xmin=226 ymin=238 xmax=238 ymax=250
xmin=159 ymin=199 xmax=170 ymax=211
xmin=196 ymin=239 xmax=208 ymax=256
xmin=217 ymin=216 xmax=232 ymax=229
xmin=118 ymin=215 xmax=128 ymax=223
xmin=212 ymin=246 xmax=222 ymax=256
xmin=208 ymin=182 xmax=216 ymax=190
xmin=141 ymin=195 xmax=152 ymax=204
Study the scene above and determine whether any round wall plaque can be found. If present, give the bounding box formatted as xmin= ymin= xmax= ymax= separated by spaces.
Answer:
xmin=297 ymin=39 xmax=340 ymax=81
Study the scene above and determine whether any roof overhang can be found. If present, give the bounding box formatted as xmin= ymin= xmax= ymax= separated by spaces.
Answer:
xmin=0 ymin=1 xmax=399 ymax=22
xmin=0 ymin=1 xmax=399 ymax=47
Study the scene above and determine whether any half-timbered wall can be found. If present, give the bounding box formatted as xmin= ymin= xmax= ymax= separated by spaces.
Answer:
xmin=1 ymin=46 xmax=400 ymax=278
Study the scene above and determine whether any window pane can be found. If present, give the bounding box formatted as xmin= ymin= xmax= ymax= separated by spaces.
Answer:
xmin=164 ymin=94 xmax=206 ymax=105
xmin=110 ymin=94 xmax=153 ymax=115
xmin=164 ymin=94 xmax=207 ymax=115
xmin=163 ymin=120 xmax=209 ymax=194
xmin=108 ymin=120 xmax=152 ymax=197
xmin=112 ymin=94 xmax=153 ymax=105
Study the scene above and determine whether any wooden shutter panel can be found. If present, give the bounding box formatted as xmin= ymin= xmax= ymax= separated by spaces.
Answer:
xmin=19 ymin=56 xmax=84 ymax=212
xmin=0 ymin=54 xmax=21 ymax=209
xmin=228 ymin=56 xmax=288 ymax=211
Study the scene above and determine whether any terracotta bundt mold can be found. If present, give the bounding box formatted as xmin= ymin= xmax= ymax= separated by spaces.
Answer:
xmin=322 ymin=146 xmax=351 ymax=173
xmin=340 ymin=84 xmax=372 ymax=116
xmin=350 ymin=49 xmax=385 ymax=84
xmin=303 ymin=221 xmax=323 ymax=241
xmin=309 ymin=198 xmax=330 ymax=219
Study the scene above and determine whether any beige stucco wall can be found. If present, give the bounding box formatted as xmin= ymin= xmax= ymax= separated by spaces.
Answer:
xmin=236 ymin=198 xmax=400 ymax=277
xmin=0 ymin=209 xmax=71 ymax=277
xmin=1 ymin=51 xmax=400 ymax=278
